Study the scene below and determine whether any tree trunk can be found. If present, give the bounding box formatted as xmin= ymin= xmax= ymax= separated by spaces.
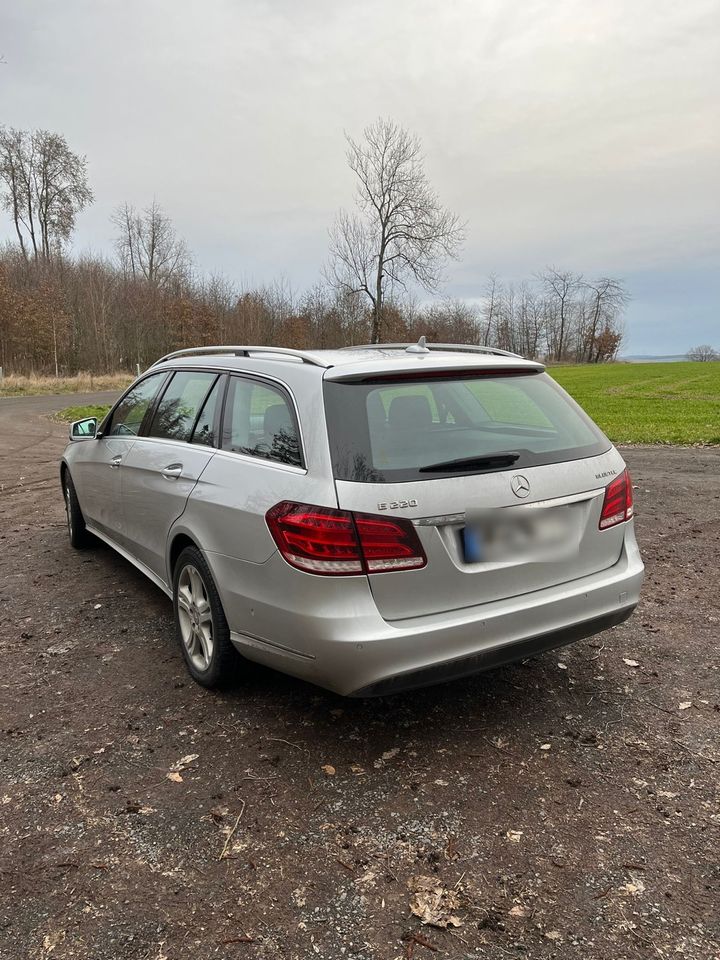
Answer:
xmin=372 ymin=269 xmax=383 ymax=343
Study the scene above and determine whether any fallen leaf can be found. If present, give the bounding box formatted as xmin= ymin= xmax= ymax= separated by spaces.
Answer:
xmin=623 ymin=658 xmax=640 ymax=668
xmin=321 ymin=764 xmax=336 ymax=776
xmin=408 ymin=875 xmax=462 ymax=928
xmin=679 ymin=701 xmax=692 ymax=710
xmin=374 ymin=746 xmax=400 ymax=768
xmin=620 ymin=879 xmax=645 ymax=896
xmin=509 ymin=904 xmax=531 ymax=918
xmin=43 ymin=931 xmax=66 ymax=953
xmin=166 ymin=771 xmax=183 ymax=783
xmin=170 ymin=753 xmax=199 ymax=772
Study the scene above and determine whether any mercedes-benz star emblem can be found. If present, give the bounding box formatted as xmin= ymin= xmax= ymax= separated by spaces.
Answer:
xmin=511 ymin=474 xmax=530 ymax=499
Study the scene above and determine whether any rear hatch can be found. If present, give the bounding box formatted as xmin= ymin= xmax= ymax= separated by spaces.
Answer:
xmin=323 ymin=364 xmax=627 ymax=621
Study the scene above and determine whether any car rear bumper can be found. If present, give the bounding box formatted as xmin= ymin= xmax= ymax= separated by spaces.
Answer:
xmin=219 ymin=528 xmax=644 ymax=697
xmin=350 ymin=606 xmax=635 ymax=696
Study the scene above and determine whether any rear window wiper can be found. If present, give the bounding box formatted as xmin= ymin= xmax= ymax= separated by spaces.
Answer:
xmin=419 ymin=452 xmax=521 ymax=473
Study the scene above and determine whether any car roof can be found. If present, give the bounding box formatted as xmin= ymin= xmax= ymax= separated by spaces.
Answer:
xmin=148 ymin=344 xmax=545 ymax=380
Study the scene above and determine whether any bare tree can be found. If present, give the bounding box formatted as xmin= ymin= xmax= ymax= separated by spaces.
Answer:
xmin=580 ymin=277 xmax=629 ymax=362
xmin=540 ymin=267 xmax=583 ymax=361
xmin=112 ymin=201 xmax=190 ymax=289
xmin=480 ymin=272 xmax=501 ymax=345
xmin=687 ymin=344 xmax=718 ymax=361
xmin=0 ymin=127 xmax=93 ymax=261
xmin=327 ymin=118 xmax=464 ymax=343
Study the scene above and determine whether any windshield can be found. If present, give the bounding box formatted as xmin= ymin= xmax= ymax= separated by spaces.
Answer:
xmin=323 ymin=371 xmax=609 ymax=483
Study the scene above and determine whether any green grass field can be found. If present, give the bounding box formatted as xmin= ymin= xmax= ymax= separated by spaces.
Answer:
xmin=52 ymin=361 xmax=720 ymax=446
xmin=549 ymin=362 xmax=720 ymax=445
xmin=53 ymin=404 xmax=111 ymax=423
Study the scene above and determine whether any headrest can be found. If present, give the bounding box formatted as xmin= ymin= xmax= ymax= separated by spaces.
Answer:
xmin=388 ymin=394 xmax=432 ymax=430
xmin=366 ymin=391 xmax=387 ymax=429
xmin=264 ymin=403 xmax=294 ymax=438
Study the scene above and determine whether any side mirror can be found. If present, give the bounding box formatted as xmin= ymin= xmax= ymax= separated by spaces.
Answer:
xmin=70 ymin=417 xmax=98 ymax=440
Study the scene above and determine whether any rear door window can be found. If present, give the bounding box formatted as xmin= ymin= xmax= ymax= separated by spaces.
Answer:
xmin=324 ymin=372 xmax=609 ymax=482
xmin=221 ymin=377 xmax=302 ymax=467
xmin=148 ymin=371 xmax=218 ymax=443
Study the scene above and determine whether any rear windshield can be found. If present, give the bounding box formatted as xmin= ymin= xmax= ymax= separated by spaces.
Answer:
xmin=323 ymin=371 xmax=609 ymax=483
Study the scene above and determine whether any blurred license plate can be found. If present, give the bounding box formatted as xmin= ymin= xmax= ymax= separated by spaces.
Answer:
xmin=462 ymin=506 xmax=577 ymax=563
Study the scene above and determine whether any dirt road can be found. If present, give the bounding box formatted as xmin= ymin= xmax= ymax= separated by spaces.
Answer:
xmin=1 ymin=394 xmax=718 ymax=960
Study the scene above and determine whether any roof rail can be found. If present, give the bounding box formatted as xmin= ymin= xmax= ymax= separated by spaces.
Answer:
xmin=342 ymin=341 xmax=523 ymax=359
xmin=150 ymin=345 xmax=331 ymax=368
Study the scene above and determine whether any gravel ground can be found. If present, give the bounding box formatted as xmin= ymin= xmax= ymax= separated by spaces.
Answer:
xmin=0 ymin=394 xmax=718 ymax=960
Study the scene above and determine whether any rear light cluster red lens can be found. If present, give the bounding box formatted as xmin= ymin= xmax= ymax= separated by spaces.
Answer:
xmin=599 ymin=468 xmax=634 ymax=530
xmin=266 ymin=501 xmax=427 ymax=576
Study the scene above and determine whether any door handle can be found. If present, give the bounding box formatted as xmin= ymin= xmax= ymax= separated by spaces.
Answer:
xmin=161 ymin=463 xmax=183 ymax=480
xmin=109 ymin=455 xmax=122 ymax=469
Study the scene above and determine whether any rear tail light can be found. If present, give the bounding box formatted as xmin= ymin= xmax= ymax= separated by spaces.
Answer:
xmin=266 ymin=501 xmax=427 ymax=576
xmin=599 ymin=468 xmax=634 ymax=530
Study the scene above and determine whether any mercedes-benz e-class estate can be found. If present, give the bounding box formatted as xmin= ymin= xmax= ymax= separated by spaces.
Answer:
xmin=61 ymin=341 xmax=644 ymax=695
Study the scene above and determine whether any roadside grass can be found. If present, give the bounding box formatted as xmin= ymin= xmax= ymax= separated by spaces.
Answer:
xmin=53 ymin=404 xmax=111 ymax=423
xmin=0 ymin=372 xmax=132 ymax=397
xmin=550 ymin=362 xmax=720 ymax=445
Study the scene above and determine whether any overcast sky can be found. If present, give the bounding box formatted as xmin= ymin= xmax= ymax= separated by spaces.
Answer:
xmin=2 ymin=0 xmax=718 ymax=353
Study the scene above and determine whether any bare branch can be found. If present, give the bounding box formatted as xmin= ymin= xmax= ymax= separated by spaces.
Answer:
xmin=327 ymin=117 xmax=465 ymax=342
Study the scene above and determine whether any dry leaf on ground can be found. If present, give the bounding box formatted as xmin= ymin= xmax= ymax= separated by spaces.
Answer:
xmin=170 ymin=753 xmax=199 ymax=772
xmin=408 ymin=875 xmax=462 ymax=928
xmin=620 ymin=878 xmax=646 ymax=896
xmin=509 ymin=904 xmax=531 ymax=918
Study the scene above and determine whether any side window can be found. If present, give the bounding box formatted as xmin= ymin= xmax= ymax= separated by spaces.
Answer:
xmin=222 ymin=377 xmax=302 ymax=467
xmin=148 ymin=371 xmax=218 ymax=443
xmin=106 ymin=373 xmax=167 ymax=437
xmin=191 ymin=376 xmax=224 ymax=448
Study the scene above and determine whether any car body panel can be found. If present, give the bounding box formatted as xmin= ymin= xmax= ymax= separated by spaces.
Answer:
xmin=171 ymin=449 xmax=336 ymax=567
xmin=120 ymin=436 xmax=218 ymax=582
xmin=68 ymin=434 xmax=136 ymax=545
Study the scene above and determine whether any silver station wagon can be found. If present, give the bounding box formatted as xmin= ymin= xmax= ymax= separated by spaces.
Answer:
xmin=61 ymin=341 xmax=644 ymax=695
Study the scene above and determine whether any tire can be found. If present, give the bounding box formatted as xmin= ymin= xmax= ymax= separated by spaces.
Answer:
xmin=173 ymin=545 xmax=237 ymax=687
xmin=63 ymin=470 xmax=93 ymax=549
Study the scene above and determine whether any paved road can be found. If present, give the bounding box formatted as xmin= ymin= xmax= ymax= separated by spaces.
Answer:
xmin=0 ymin=391 xmax=119 ymax=524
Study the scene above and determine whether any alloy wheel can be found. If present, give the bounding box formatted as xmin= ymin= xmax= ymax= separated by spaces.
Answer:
xmin=176 ymin=564 xmax=214 ymax=671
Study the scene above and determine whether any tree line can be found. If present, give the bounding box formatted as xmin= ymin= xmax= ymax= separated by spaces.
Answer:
xmin=0 ymin=120 xmax=628 ymax=375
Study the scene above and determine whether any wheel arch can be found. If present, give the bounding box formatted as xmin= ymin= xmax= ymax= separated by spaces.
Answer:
xmin=168 ymin=531 xmax=201 ymax=581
